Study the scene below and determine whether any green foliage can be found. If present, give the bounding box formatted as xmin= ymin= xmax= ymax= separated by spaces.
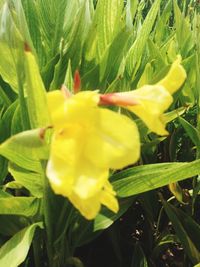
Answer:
xmin=0 ymin=0 xmax=199 ymax=266
xmin=0 ymin=223 xmax=43 ymax=267
xmin=162 ymin=199 xmax=200 ymax=264
xmin=125 ymin=0 xmax=161 ymax=81
xmin=112 ymin=160 xmax=200 ymax=197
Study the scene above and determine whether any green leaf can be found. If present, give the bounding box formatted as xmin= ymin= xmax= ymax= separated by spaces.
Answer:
xmin=131 ymin=243 xmax=148 ymax=267
xmin=72 ymin=198 xmax=134 ymax=248
xmin=137 ymin=62 xmax=154 ymax=88
xmin=63 ymin=1 xmax=80 ymax=41
xmin=94 ymin=197 xmax=134 ymax=231
xmin=9 ymin=163 xmax=43 ymax=197
xmin=179 ymin=117 xmax=200 ymax=148
xmin=0 ymin=85 xmax=12 ymax=108
xmin=126 ymin=0 xmax=138 ymax=30
xmin=0 ymin=222 xmax=43 ymax=267
xmin=112 ymin=160 xmax=200 ymax=197
xmin=96 ymin=0 xmax=124 ymax=61
xmin=0 ymin=215 xmax=27 ymax=236
xmin=0 ymin=101 xmax=18 ymax=183
xmin=66 ymin=0 xmax=92 ymax=70
xmin=162 ymin=106 xmax=186 ymax=124
xmin=0 ymin=2 xmax=24 ymax=92
xmin=99 ymin=27 xmax=130 ymax=84
xmin=37 ymin=0 xmax=69 ymax=57
xmin=22 ymin=0 xmax=44 ymax=66
xmin=9 ymin=1 xmax=36 ymax=54
xmin=49 ymin=50 xmax=65 ymax=90
xmin=0 ymin=0 xmax=5 ymax=9
xmin=125 ymin=0 xmax=161 ymax=80
xmin=173 ymin=0 xmax=193 ymax=56
xmin=155 ymin=0 xmax=172 ymax=44
xmin=24 ymin=50 xmax=50 ymax=128
xmin=153 ymin=234 xmax=179 ymax=258
xmin=11 ymin=104 xmax=23 ymax=135
xmin=0 ymin=197 xmax=40 ymax=217
xmin=0 ymin=128 xmax=48 ymax=172
xmin=4 ymin=181 xmax=23 ymax=190
xmin=162 ymin=199 xmax=200 ymax=264
xmin=64 ymin=59 xmax=73 ymax=91
xmin=0 ymin=190 xmax=11 ymax=198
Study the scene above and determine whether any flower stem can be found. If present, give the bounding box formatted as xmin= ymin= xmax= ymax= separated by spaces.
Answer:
xmin=42 ymin=161 xmax=54 ymax=267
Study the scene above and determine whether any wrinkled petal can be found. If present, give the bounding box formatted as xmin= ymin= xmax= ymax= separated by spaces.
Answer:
xmin=47 ymin=90 xmax=100 ymax=127
xmin=127 ymin=85 xmax=173 ymax=135
xmin=157 ymin=56 xmax=186 ymax=94
xmin=85 ymin=108 xmax=140 ymax=169
xmin=69 ymin=192 xmax=101 ymax=220
xmin=47 ymin=152 xmax=109 ymax=200
xmin=99 ymin=57 xmax=186 ymax=136
xmin=72 ymin=161 xmax=108 ymax=199
xmin=46 ymin=90 xmax=141 ymax=219
xmin=47 ymin=134 xmax=109 ymax=200
xmin=69 ymin=181 xmax=119 ymax=219
xmin=46 ymin=127 xmax=83 ymax=196
xmin=61 ymin=92 xmax=100 ymax=126
xmin=51 ymin=126 xmax=83 ymax=165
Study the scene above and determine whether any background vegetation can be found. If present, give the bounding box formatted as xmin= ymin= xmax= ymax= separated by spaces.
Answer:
xmin=0 ymin=0 xmax=200 ymax=266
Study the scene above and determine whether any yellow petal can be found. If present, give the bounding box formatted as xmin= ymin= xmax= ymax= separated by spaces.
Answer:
xmin=48 ymin=133 xmax=109 ymax=200
xmin=46 ymin=155 xmax=75 ymax=196
xmin=127 ymin=85 xmax=173 ymax=135
xmin=100 ymin=181 xmax=119 ymax=213
xmin=47 ymin=153 xmax=109 ymax=200
xmin=46 ymin=90 xmax=141 ymax=219
xmin=46 ymin=127 xmax=82 ymax=196
xmin=47 ymin=90 xmax=100 ymax=127
xmin=72 ymin=161 xmax=108 ymax=199
xmin=69 ymin=192 xmax=101 ymax=220
xmin=47 ymin=90 xmax=66 ymax=126
xmin=157 ymin=56 xmax=186 ymax=94
xmin=60 ymin=92 xmax=100 ymax=127
xmin=85 ymin=108 xmax=140 ymax=169
xmin=51 ymin=126 xmax=83 ymax=165
xmin=71 ymin=90 xmax=100 ymax=107
xmin=69 ymin=182 xmax=119 ymax=219
xmin=47 ymin=90 xmax=65 ymax=110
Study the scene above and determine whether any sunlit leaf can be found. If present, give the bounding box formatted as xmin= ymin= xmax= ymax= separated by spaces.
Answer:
xmin=112 ymin=160 xmax=200 ymax=197
xmin=0 ymin=222 xmax=43 ymax=267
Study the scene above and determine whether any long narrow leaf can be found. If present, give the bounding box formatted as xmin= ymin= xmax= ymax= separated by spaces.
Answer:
xmin=112 ymin=160 xmax=200 ymax=197
xmin=125 ymin=0 xmax=161 ymax=80
xmin=162 ymin=200 xmax=200 ymax=264
xmin=0 ymin=223 xmax=43 ymax=267
xmin=24 ymin=49 xmax=50 ymax=128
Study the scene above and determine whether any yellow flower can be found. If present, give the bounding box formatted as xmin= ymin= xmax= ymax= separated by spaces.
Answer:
xmin=46 ymin=90 xmax=140 ymax=219
xmin=100 ymin=57 xmax=186 ymax=135
xmin=156 ymin=56 xmax=186 ymax=94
